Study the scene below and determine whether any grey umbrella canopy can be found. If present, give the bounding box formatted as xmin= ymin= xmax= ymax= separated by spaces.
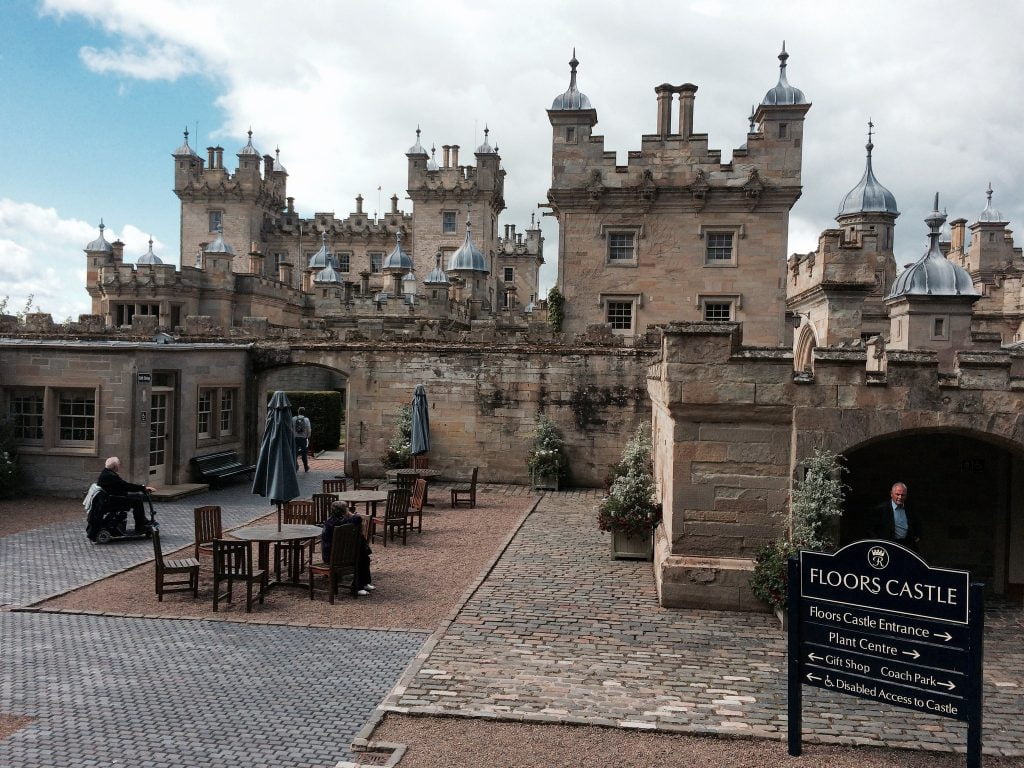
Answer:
xmin=251 ymin=390 xmax=301 ymax=530
xmin=410 ymin=384 xmax=430 ymax=456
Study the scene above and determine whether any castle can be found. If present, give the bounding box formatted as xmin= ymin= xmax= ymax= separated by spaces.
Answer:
xmin=3 ymin=46 xmax=1022 ymax=610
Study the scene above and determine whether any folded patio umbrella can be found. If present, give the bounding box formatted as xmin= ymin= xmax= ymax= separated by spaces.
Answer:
xmin=410 ymin=384 xmax=430 ymax=456
xmin=251 ymin=390 xmax=301 ymax=531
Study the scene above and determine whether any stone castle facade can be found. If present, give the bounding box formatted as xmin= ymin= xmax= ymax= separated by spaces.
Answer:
xmin=4 ymin=45 xmax=1024 ymax=609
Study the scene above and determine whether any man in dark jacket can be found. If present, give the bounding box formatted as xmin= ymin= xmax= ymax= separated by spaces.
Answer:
xmin=870 ymin=482 xmax=921 ymax=549
xmin=322 ymin=502 xmax=374 ymax=596
xmin=97 ymin=457 xmax=155 ymax=533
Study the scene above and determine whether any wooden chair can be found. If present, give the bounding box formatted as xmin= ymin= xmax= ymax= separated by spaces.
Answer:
xmin=322 ymin=478 xmax=347 ymax=494
xmin=451 ymin=467 xmax=479 ymax=508
xmin=411 ymin=455 xmax=429 ymax=469
xmin=309 ymin=524 xmax=360 ymax=604
xmin=391 ymin=472 xmax=416 ymax=494
xmin=311 ymin=493 xmax=334 ymax=526
xmin=152 ymin=528 xmax=199 ymax=601
xmin=193 ymin=505 xmax=222 ymax=559
xmin=212 ymin=539 xmax=265 ymax=612
xmin=351 ymin=460 xmax=379 ymax=490
xmin=407 ymin=478 xmax=426 ymax=533
xmin=275 ymin=500 xmax=314 ymax=582
xmin=374 ymin=488 xmax=410 ymax=546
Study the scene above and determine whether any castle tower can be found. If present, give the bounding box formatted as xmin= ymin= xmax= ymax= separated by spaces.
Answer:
xmin=752 ymin=42 xmax=811 ymax=182
xmin=447 ymin=215 xmax=490 ymax=316
xmin=174 ymin=129 xmax=287 ymax=275
xmin=965 ymin=184 xmax=1012 ymax=280
xmin=886 ymin=195 xmax=979 ymax=369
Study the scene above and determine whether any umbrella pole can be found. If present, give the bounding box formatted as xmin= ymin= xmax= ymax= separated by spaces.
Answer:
xmin=277 ymin=501 xmax=283 ymax=532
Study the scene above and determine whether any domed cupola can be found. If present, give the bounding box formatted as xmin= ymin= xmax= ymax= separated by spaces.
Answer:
xmin=137 ymin=237 xmax=163 ymax=265
xmin=237 ymin=129 xmax=260 ymax=157
xmin=424 ymin=252 xmax=450 ymax=286
xmin=274 ymin=147 xmax=287 ymax=174
xmin=205 ymin=225 xmax=235 ymax=255
xmin=837 ymin=122 xmax=899 ymax=218
xmin=313 ymin=261 xmax=342 ymax=285
xmin=382 ymin=230 xmax=414 ymax=273
xmin=426 ymin=144 xmax=440 ymax=171
xmin=476 ymin=125 xmax=495 ymax=154
xmin=407 ymin=126 xmax=428 ymax=156
xmin=551 ymin=50 xmax=592 ymax=111
xmin=308 ymin=233 xmax=333 ymax=269
xmin=888 ymin=195 xmax=978 ymax=298
xmin=761 ymin=42 xmax=807 ymax=106
xmin=448 ymin=215 xmax=488 ymax=273
xmin=85 ymin=221 xmax=114 ymax=254
xmin=172 ymin=128 xmax=199 ymax=157
xmin=978 ymin=183 xmax=1006 ymax=223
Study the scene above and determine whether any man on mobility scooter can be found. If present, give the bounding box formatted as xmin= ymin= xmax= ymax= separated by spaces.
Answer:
xmin=85 ymin=457 xmax=157 ymax=543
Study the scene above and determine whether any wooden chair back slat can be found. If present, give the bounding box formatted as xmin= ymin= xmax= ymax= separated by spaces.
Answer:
xmin=193 ymin=506 xmax=223 ymax=558
xmin=311 ymin=494 xmax=333 ymax=526
xmin=411 ymin=455 xmax=429 ymax=469
xmin=283 ymin=500 xmax=313 ymax=525
xmin=322 ymin=478 xmax=347 ymax=494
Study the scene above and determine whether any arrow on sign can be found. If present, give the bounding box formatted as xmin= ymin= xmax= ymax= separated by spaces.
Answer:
xmin=901 ymin=649 xmax=921 ymax=660
xmin=934 ymin=631 xmax=953 ymax=642
xmin=806 ymin=673 xmax=822 ymax=683
xmin=807 ymin=653 xmax=823 ymax=663
xmin=937 ymin=680 xmax=956 ymax=691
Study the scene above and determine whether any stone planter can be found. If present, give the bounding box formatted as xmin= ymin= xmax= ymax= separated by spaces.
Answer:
xmin=610 ymin=528 xmax=653 ymax=561
xmin=532 ymin=470 xmax=560 ymax=491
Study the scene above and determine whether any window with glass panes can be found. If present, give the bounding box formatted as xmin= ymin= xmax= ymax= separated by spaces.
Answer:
xmin=208 ymin=210 xmax=223 ymax=232
xmin=606 ymin=300 xmax=633 ymax=330
xmin=10 ymin=390 xmax=44 ymax=441
xmin=197 ymin=390 xmax=213 ymax=436
xmin=58 ymin=391 xmax=95 ymax=442
xmin=503 ymin=267 xmax=514 ymax=283
xmin=370 ymin=252 xmax=383 ymax=273
xmin=705 ymin=232 xmax=734 ymax=262
xmin=703 ymin=301 xmax=732 ymax=321
xmin=219 ymin=390 xmax=235 ymax=435
xmin=336 ymin=252 xmax=351 ymax=273
xmin=442 ymin=211 xmax=457 ymax=234
xmin=607 ymin=232 xmax=635 ymax=262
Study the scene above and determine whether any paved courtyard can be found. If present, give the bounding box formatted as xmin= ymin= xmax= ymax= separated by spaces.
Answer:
xmin=388 ymin=494 xmax=1024 ymax=757
xmin=0 ymin=612 xmax=426 ymax=767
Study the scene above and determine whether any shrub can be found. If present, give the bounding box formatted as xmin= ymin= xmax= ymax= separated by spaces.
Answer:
xmin=547 ymin=286 xmax=565 ymax=334
xmin=381 ymin=405 xmax=412 ymax=469
xmin=597 ymin=424 xmax=660 ymax=536
xmin=750 ymin=448 xmax=846 ymax=611
xmin=283 ymin=390 xmax=343 ymax=452
xmin=526 ymin=414 xmax=568 ymax=481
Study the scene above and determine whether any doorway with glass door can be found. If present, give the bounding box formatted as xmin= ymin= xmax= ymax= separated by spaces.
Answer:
xmin=149 ymin=387 xmax=174 ymax=487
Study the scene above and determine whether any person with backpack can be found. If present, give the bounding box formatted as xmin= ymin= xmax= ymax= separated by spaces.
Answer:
xmin=293 ymin=407 xmax=312 ymax=472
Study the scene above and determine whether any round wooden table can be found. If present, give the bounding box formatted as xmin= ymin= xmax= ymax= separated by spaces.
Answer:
xmin=232 ymin=523 xmax=323 ymax=587
xmin=333 ymin=489 xmax=388 ymax=516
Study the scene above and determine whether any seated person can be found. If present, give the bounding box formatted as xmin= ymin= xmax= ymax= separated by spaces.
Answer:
xmin=323 ymin=502 xmax=374 ymax=596
xmin=97 ymin=456 xmax=155 ymax=533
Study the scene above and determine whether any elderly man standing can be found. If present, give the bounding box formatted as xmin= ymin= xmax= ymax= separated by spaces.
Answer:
xmin=97 ymin=457 xmax=155 ymax=534
xmin=871 ymin=481 xmax=921 ymax=549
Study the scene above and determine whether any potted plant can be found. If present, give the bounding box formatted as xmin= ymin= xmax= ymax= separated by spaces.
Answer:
xmin=751 ymin=448 xmax=846 ymax=626
xmin=597 ymin=424 xmax=660 ymax=560
xmin=380 ymin=405 xmax=413 ymax=470
xmin=527 ymin=414 xmax=568 ymax=490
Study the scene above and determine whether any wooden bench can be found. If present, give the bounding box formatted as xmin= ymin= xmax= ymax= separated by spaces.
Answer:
xmin=191 ymin=450 xmax=256 ymax=487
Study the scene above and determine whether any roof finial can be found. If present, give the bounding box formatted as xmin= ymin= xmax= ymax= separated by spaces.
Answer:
xmin=986 ymin=182 xmax=993 ymax=204
xmin=275 ymin=145 xmax=281 ymax=159
xmin=779 ymin=40 xmax=788 ymax=68
xmin=183 ymin=127 xmax=189 ymax=144
xmin=748 ymin=104 xmax=756 ymax=132
xmin=484 ymin=125 xmax=489 ymax=140
xmin=247 ymin=127 xmax=253 ymax=140
xmin=395 ymin=229 xmax=403 ymax=245
xmin=866 ymin=118 xmax=874 ymax=155
xmin=568 ymin=48 xmax=579 ymax=89
xmin=99 ymin=219 xmax=105 ymax=233
xmin=416 ymin=124 xmax=421 ymax=140
xmin=148 ymin=235 xmax=153 ymax=248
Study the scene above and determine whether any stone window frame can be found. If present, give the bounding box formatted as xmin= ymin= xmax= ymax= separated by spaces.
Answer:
xmin=503 ymin=266 xmax=515 ymax=283
xmin=336 ymin=251 xmax=352 ymax=273
xmin=208 ymin=209 xmax=223 ymax=233
xmin=931 ymin=314 xmax=950 ymax=341
xmin=219 ymin=389 xmax=235 ymax=437
xmin=442 ymin=210 xmax=458 ymax=235
xmin=57 ymin=389 xmax=97 ymax=446
xmin=3 ymin=385 xmax=101 ymax=457
xmin=697 ymin=293 xmax=741 ymax=321
xmin=369 ymin=252 xmax=384 ymax=274
xmin=197 ymin=385 xmax=240 ymax=447
xmin=8 ymin=388 xmax=44 ymax=444
xmin=601 ymin=224 xmax=642 ymax=266
xmin=699 ymin=224 xmax=743 ymax=267
xmin=599 ymin=292 xmax=642 ymax=335
xmin=565 ymin=126 xmax=577 ymax=144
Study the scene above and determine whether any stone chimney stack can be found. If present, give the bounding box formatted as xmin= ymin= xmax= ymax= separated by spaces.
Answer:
xmin=655 ymin=84 xmax=673 ymax=137
xmin=263 ymin=154 xmax=274 ymax=176
xmin=356 ymin=195 xmax=364 ymax=215
xmin=277 ymin=261 xmax=293 ymax=285
xmin=451 ymin=145 xmax=460 ymax=167
xmin=391 ymin=194 xmax=399 ymax=214
xmin=111 ymin=240 xmax=125 ymax=264
xmin=678 ymin=84 xmax=697 ymax=138
xmin=207 ymin=147 xmax=215 ymax=167
xmin=214 ymin=146 xmax=224 ymax=169
xmin=442 ymin=145 xmax=451 ymax=168
xmin=950 ymin=218 xmax=967 ymax=254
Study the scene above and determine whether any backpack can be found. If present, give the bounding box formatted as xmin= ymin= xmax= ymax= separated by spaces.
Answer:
xmin=293 ymin=416 xmax=309 ymax=437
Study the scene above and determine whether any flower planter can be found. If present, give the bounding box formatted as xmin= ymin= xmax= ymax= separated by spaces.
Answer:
xmin=532 ymin=470 xmax=560 ymax=491
xmin=610 ymin=528 xmax=653 ymax=561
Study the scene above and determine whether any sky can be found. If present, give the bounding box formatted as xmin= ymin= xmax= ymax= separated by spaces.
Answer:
xmin=1 ymin=0 xmax=1023 ymax=320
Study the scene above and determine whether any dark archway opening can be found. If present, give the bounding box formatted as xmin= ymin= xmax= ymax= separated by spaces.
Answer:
xmin=841 ymin=431 xmax=1023 ymax=597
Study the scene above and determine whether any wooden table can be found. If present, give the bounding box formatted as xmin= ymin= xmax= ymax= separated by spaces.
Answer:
xmin=332 ymin=489 xmax=388 ymax=516
xmin=231 ymin=523 xmax=323 ymax=589
xmin=385 ymin=468 xmax=443 ymax=506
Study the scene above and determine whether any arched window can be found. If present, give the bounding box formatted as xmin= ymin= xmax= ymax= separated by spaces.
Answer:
xmin=794 ymin=323 xmax=817 ymax=373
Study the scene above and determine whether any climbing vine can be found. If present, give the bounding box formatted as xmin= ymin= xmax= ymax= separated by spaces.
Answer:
xmin=547 ymin=286 xmax=565 ymax=334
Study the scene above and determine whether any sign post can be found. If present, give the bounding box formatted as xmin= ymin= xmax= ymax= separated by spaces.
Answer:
xmin=787 ymin=540 xmax=984 ymax=766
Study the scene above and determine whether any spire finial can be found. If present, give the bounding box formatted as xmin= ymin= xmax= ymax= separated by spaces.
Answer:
xmin=568 ymin=49 xmax=579 ymax=88
xmin=183 ymin=127 xmax=189 ymax=144
xmin=276 ymin=145 xmax=281 ymax=158
xmin=933 ymin=192 xmax=940 ymax=212
xmin=99 ymin=219 xmax=105 ymax=234
xmin=748 ymin=104 xmax=756 ymax=132
xmin=415 ymin=124 xmax=421 ymax=141
xmin=779 ymin=40 xmax=788 ymax=67
xmin=484 ymin=125 xmax=489 ymax=140
xmin=866 ymin=118 xmax=874 ymax=158
xmin=148 ymin=235 xmax=153 ymax=248
xmin=395 ymin=229 xmax=403 ymax=245
xmin=987 ymin=182 xmax=993 ymax=204
xmin=247 ymin=127 xmax=252 ymax=140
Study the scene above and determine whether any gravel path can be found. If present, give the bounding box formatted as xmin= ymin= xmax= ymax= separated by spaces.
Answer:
xmin=373 ymin=714 xmax=1024 ymax=768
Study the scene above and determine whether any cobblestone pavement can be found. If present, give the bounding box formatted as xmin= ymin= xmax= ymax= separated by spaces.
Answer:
xmin=0 ymin=612 xmax=427 ymax=768
xmin=0 ymin=469 xmax=332 ymax=608
xmin=392 ymin=493 xmax=1024 ymax=757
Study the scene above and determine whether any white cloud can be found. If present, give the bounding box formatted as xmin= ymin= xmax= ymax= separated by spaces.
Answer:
xmin=0 ymin=199 xmax=164 ymax=320
xmin=36 ymin=0 xmax=1024 ymax=301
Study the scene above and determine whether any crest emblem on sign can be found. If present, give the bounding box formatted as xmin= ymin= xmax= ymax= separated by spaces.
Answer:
xmin=867 ymin=546 xmax=889 ymax=570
